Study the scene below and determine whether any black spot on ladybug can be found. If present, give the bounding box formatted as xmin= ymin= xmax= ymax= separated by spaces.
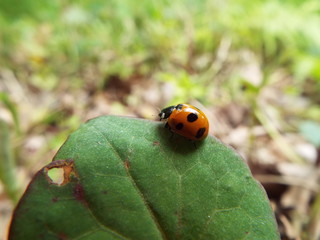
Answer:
xmin=175 ymin=123 xmax=184 ymax=130
xmin=187 ymin=113 xmax=198 ymax=122
xmin=196 ymin=127 xmax=206 ymax=139
xmin=176 ymin=104 xmax=183 ymax=110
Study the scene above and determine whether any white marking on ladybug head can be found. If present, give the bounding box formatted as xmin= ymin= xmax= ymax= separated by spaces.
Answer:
xmin=159 ymin=112 xmax=165 ymax=120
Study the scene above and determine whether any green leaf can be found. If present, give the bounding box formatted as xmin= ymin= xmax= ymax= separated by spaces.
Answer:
xmin=9 ymin=116 xmax=279 ymax=240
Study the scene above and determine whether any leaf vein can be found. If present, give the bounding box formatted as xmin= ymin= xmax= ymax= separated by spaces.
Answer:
xmin=89 ymin=125 xmax=168 ymax=240
xmin=73 ymin=127 xmax=132 ymax=240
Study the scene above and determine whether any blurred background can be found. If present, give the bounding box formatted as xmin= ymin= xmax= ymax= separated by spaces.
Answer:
xmin=0 ymin=0 xmax=320 ymax=239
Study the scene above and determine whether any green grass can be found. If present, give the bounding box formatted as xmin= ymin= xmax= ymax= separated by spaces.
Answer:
xmin=1 ymin=0 xmax=319 ymax=95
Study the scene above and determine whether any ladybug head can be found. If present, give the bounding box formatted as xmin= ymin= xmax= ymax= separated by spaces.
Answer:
xmin=159 ymin=105 xmax=175 ymax=120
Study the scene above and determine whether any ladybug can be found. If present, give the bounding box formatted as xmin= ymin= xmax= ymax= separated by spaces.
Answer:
xmin=159 ymin=104 xmax=209 ymax=141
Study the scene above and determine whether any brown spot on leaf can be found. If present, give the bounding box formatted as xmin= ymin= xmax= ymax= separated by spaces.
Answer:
xmin=52 ymin=197 xmax=59 ymax=203
xmin=153 ymin=141 xmax=160 ymax=146
xmin=44 ymin=159 xmax=77 ymax=186
xmin=124 ymin=159 xmax=130 ymax=170
xmin=73 ymin=183 xmax=87 ymax=206
xmin=58 ymin=233 xmax=68 ymax=240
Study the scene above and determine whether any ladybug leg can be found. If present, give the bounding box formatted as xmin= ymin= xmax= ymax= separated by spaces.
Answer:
xmin=170 ymin=131 xmax=175 ymax=140
xmin=189 ymin=140 xmax=197 ymax=149
xmin=165 ymin=124 xmax=175 ymax=139
xmin=168 ymin=128 xmax=175 ymax=140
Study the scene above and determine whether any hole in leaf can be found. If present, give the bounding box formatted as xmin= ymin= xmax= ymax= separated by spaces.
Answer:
xmin=44 ymin=159 xmax=76 ymax=186
xmin=47 ymin=168 xmax=65 ymax=185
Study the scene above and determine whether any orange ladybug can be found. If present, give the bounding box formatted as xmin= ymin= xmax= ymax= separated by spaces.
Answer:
xmin=159 ymin=104 xmax=209 ymax=141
